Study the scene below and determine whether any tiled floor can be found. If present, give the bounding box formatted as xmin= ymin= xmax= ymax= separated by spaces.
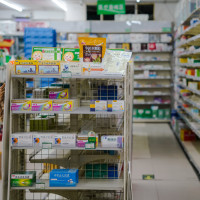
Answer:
xmin=132 ymin=123 xmax=200 ymax=200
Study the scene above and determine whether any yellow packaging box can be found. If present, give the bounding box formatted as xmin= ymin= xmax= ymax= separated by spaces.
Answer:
xmin=15 ymin=60 xmax=38 ymax=75
xmin=38 ymin=61 xmax=60 ymax=75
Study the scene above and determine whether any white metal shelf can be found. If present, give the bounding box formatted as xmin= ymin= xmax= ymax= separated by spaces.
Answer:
xmin=134 ymin=119 xmax=170 ymax=123
xmin=133 ymin=50 xmax=172 ymax=53
xmin=134 ymin=59 xmax=170 ymax=62
xmin=176 ymin=63 xmax=200 ymax=68
xmin=134 ymin=76 xmax=171 ymax=80
xmin=12 ymin=145 xmax=123 ymax=151
xmin=133 ymin=102 xmax=170 ymax=105
xmin=177 ymin=73 xmax=200 ymax=81
xmin=11 ymin=106 xmax=124 ymax=115
xmin=177 ymin=82 xmax=200 ymax=96
xmin=12 ymin=74 xmax=124 ymax=79
xmin=134 ymin=68 xmax=171 ymax=71
xmin=134 ymin=93 xmax=170 ymax=96
xmin=177 ymin=110 xmax=200 ymax=138
xmin=11 ymin=179 xmax=124 ymax=191
xmin=134 ymin=85 xmax=171 ymax=89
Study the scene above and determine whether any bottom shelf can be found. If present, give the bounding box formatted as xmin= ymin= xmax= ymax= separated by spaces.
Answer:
xmin=171 ymin=124 xmax=200 ymax=176
xmin=134 ymin=118 xmax=170 ymax=123
xmin=11 ymin=179 xmax=124 ymax=191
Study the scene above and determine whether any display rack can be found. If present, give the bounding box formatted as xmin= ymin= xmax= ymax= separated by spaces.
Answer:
xmin=174 ymin=7 xmax=200 ymax=175
xmin=1 ymin=61 xmax=133 ymax=200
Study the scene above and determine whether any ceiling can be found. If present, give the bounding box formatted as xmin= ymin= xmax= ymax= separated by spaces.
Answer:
xmin=0 ymin=0 xmax=179 ymax=11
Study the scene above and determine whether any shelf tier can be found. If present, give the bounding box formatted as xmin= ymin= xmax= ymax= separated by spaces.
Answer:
xmin=134 ymin=85 xmax=171 ymax=89
xmin=134 ymin=68 xmax=171 ymax=71
xmin=177 ymin=110 xmax=200 ymax=138
xmin=178 ymin=82 xmax=200 ymax=96
xmin=176 ymin=63 xmax=200 ymax=68
xmin=177 ymin=73 xmax=200 ymax=81
xmin=133 ymin=102 xmax=170 ymax=105
xmin=133 ymin=50 xmax=172 ymax=53
xmin=176 ymin=49 xmax=200 ymax=57
xmin=11 ymin=179 xmax=124 ymax=191
xmin=133 ymin=119 xmax=170 ymax=123
xmin=175 ymin=21 xmax=200 ymax=40
xmin=12 ymin=74 xmax=124 ymax=79
xmin=171 ymin=123 xmax=200 ymax=175
xmin=134 ymin=60 xmax=170 ymax=62
xmin=12 ymin=146 xmax=123 ymax=151
xmin=11 ymin=106 xmax=124 ymax=115
xmin=176 ymin=34 xmax=200 ymax=48
xmin=134 ymin=76 xmax=171 ymax=80
xmin=134 ymin=93 xmax=170 ymax=96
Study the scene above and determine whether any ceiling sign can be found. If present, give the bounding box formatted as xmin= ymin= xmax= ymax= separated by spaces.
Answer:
xmin=97 ymin=0 xmax=126 ymax=15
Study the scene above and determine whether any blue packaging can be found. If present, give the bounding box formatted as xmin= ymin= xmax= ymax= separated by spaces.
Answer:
xmin=49 ymin=169 xmax=79 ymax=187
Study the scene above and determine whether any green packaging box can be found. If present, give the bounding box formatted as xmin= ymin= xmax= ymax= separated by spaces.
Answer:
xmin=86 ymin=164 xmax=108 ymax=179
xmin=151 ymin=106 xmax=158 ymax=118
xmin=157 ymin=109 xmax=165 ymax=119
xmin=133 ymin=109 xmax=137 ymax=118
xmin=137 ymin=109 xmax=145 ymax=118
xmin=164 ymin=109 xmax=171 ymax=119
xmin=11 ymin=171 xmax=36 ymax=187
xmin=62 ymin=48 xmax=80 ymax=62
xmin=144 ymin=109 xmax=152 ymax=119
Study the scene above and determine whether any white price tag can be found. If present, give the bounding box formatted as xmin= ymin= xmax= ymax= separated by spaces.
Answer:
xmin=36 ymin=183 xmax=45 ymax=189
xmin=42 ymin=143 xmax=52 ymax=149
xmin=62 ymin=71 xmax=72 ymax=78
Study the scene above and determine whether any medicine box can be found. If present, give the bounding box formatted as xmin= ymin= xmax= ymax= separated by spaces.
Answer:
xmin=90 ymin=100 xmax=107 ymax=112
xmin=101 ymin=135 xmax=123 ymax=148
xmin=15 ymin=60 xmax=38 ymax=75
xmin=60 ymin=62 xmax=81 ymax=75
xmin=32 ymin=100 xmax=52 ymax=111
xmin=33 ymin=134 xmax=54 ymax=147
xmin=11 ymin=100 xmax=32 ymax=111
xmin=49 ymin=89 xmax=69 ymax=99
xmin=32 ymin=47 xmax=62 ymax=61
xmin=107 ymin=100 xmax=124 ymax=112
xmin=52 ymin=99 xmax=79 ymax=111
xmin=11 ymin=133 xmax=33 ymax=147
xmin=54 ymin=134 xmax=77 ymax=148
xmin=62 ymin=48 xmax=80 ymax=62
xmin=11 ymin=171 xmax=36 ymax=187
xmin=49 ymin=169 xmax=79 ymax=187
xmin=38 ymin=61 xmax=60 ymax=75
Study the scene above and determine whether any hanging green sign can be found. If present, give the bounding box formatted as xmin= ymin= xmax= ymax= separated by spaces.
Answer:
xmin=97 ymin=0 xmax=126 ymax=15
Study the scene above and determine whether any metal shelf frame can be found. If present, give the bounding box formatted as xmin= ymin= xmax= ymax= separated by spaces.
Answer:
xmin=2 ymin=62 xmax=134 ymax=200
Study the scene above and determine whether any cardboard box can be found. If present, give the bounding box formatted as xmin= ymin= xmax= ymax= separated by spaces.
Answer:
xmin=53 ymin=134 xmax=77 ymax=148
xmin=11 ymin=133 xmax=33 ymax=147
xmin=11 ymin=171 xmax=36 ymax=187
xmin=49 ymin=169 xmax=79 ymax=187
xmin=11 ymin=100 xmax=32 ymax=111
xmin=15 ymin=60 xmax=38 ymax=75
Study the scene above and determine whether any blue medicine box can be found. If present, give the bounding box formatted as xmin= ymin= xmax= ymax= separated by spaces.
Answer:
xmin=49 ymin=169 xmax=79 ymax=187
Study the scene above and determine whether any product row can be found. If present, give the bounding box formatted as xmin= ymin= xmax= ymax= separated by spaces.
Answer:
xmin=133 ymin=107 xmax=171 ymax=119
xmin=11 ymin=132 xmax=123 ymax=149
xmin=11 ymin=100 xmax=124 ymax=112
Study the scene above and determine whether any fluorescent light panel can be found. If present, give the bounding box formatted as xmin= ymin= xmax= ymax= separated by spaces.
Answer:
xmin=51 ymin=0 xmax=68 ymax=12
xmin=0 ymin=0 xmax=23 ymax=12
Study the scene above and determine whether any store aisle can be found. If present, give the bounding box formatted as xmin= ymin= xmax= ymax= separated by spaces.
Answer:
xmin=132 ymin=123 xmax=200 ymax=200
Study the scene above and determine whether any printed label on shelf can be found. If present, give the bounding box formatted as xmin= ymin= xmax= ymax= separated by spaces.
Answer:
xmin=42 ymin=143 xmax=52 ymax=149
xmin=142 ymin=174 xmax=155 ymax=180
xmin=62 ymin=71 xmax=72 ymax=78
xmin=35 ymin=183 xmax=45 ymax=189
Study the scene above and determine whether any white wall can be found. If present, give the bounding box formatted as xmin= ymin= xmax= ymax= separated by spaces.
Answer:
xmin=154 ymin=3 xmax=177 ymax=21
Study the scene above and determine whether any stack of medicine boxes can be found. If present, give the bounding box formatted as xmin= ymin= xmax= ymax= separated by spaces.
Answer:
xmin=24 ymin=27 xmax=57 ymax=59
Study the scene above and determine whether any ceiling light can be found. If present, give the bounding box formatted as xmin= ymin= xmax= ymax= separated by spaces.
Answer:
xmin=126 ymin=21 xmax=131 ymax=26
xmin=136 ymin=0 xmax=141 ymax=2
xmin=51 ymin=0 xmax=68 ymax=12
xmin=0 ymin=0 xmax=23 ymax=12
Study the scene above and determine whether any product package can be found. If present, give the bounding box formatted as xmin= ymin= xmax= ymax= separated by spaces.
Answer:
xmin=101 ymin=136 xmax=123 ymax=148
xmin=11 ymin=133 xmax=33 ymax=147
xmin=49 ymin=169 xmax=79 ymax=187
xmin=77 ymin=132 xmax=98 ymax=148
xmin=90 ymin=100 xmax=107 ymax=112
xmin=32 ymin=100 xmax=52 ymax=111
xmin=52 ymin=99 xmax=79 ymax=111
xmin=32 ymin=47 xmax=61 ymax=61
xmin=78 ymin=37 xmax=106 ymax=75
xmin=103 ymin=49 xmax=132 ymax=75
xmin=60 ymin=62 xmax=82 ymax=76
xmin=33 ymin=133 xmax=54 ymax=147
xmin=62 ymin=48 xmax=80 ymax=62
xmin=11 ymin=171 xmax=36 ymax=187
xmin=15 ymin=60 xmax=38 ymax=75
xmin=49 ymin=88 xmax=69 ymax=99
xmin=38 ymin=61 xmax=60 ymax=75
xmin=11 ymin=100 xmax=32 ymax=111
xmin=107 ymin=100 xmax=124 ymax=112
xmin=54 ymin=134 xmax=77 ymax=148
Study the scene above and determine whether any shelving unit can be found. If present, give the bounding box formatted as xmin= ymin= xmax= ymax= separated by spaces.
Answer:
xmin=2 ymin=62 xmax=133 ymax=200
xmin=174 ymin=5 xmax=200 ymax=176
